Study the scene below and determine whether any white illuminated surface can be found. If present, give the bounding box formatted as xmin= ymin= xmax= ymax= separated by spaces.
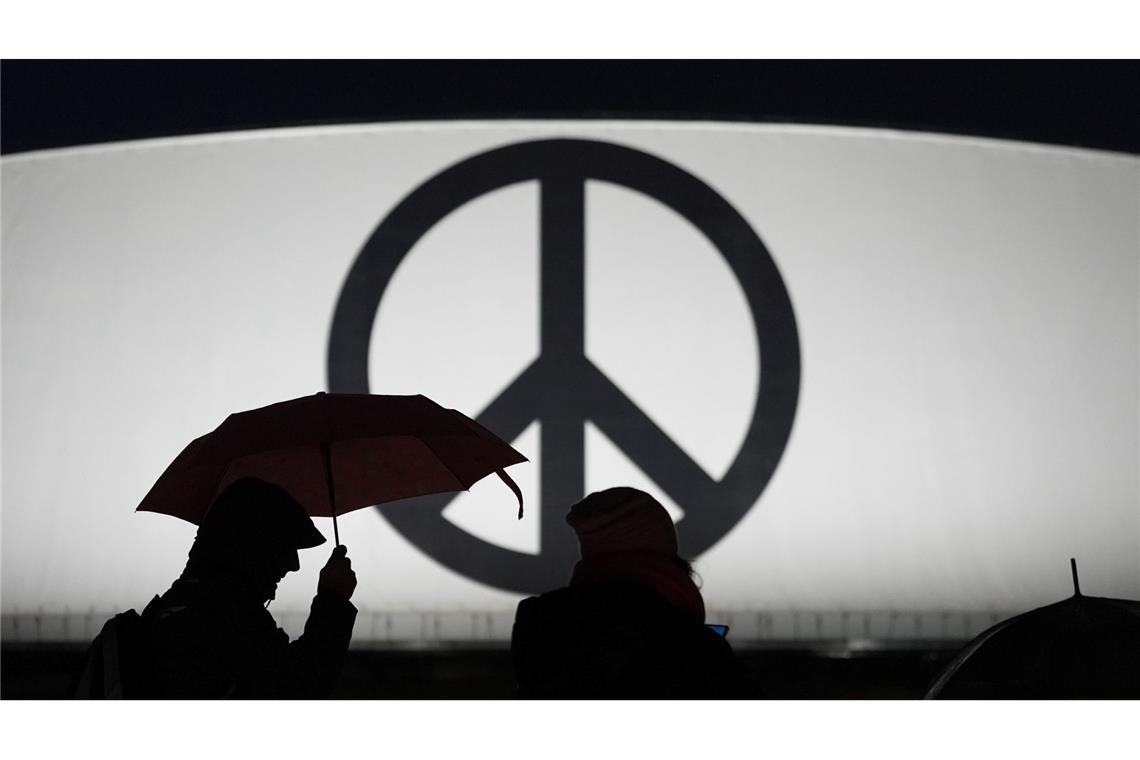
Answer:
xmin=3 ymin=122 xmax=1137 ymax=643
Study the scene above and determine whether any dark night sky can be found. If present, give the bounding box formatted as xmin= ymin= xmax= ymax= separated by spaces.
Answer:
xmin=2 ymin=60 xmax=1139 ymax=156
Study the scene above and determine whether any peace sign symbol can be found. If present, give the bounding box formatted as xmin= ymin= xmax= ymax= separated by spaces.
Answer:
xmin=328 ymin=138 xmax=800 ymax=594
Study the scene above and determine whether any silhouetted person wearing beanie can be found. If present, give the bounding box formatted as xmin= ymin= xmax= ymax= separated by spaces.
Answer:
xmin=143 ymin=477 xmax=357 ymax=698
xmin=511 ymin=487 xmax=758 ymax=698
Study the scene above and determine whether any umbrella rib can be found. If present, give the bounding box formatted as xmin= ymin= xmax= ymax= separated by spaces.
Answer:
xmin=411 ymin=435 xmax=470 ymax=493
xmin=204 ymin=459 xmax=239 ymax=523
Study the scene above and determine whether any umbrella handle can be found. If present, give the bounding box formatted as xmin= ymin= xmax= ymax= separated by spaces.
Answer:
xmin=321 ymin=441 xmax=340 ymax=547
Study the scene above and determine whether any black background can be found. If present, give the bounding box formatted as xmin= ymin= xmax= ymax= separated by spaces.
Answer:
xmin=3 ymin=60 xmax=1139 ymax=156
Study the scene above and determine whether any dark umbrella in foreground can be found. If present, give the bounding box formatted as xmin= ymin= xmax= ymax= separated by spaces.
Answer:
xmin=137 ymin=392 xmax=528 ymax=544
xmin=926 ymin=559 xmax=1140 ymax=698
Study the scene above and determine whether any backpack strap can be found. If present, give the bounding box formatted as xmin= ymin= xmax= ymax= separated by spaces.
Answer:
xmin=69 ymin=598 xmax=161 ymax=699
xmin=69 ymin=633 xmax=105 ymax=699
xmin=102 ymin=611 xmax=141 ymax=698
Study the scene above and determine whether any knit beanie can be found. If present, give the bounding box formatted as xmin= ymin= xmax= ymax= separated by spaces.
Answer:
xmin=565 ymin=487 xmax=706 ymax=624
xmin=566 ymin=487 xmax=678 ymax=558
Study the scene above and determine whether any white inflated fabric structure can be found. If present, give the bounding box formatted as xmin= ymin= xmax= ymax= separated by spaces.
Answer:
xmin=3 ymin=122 xmax=1137 ymax=646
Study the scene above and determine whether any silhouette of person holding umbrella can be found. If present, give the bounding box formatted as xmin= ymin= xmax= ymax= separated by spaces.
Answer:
xmin=122 ymin=391 xmax=524 ymax=698
xmin=144 ymin=477 xmax=357 ymax=698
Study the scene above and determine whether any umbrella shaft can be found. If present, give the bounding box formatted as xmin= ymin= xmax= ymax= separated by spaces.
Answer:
xmin=321 ymin=441 xmax=340 ymax=548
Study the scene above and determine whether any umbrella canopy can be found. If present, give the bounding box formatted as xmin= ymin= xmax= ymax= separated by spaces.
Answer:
xmin=926 ymin=561 xmax=1140 ymax=698
xmin=137 ymin=393 xmax=527 ymax=541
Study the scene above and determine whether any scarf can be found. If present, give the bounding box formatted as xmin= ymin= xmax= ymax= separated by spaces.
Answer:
xmin=569 ymin=550 xmax=706 ymax=625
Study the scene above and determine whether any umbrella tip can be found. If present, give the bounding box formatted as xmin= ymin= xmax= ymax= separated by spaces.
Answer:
xmin=494 ymin=469 xmax=524 ymax=520
xmin=1070 ymin=557 xmax=1081 ymax=597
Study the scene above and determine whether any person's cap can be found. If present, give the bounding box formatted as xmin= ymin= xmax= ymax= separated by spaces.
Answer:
xmin=201 ymin=477 xmax=327 ymax=550
xmin=565 ymin=487 xmax=678 ymax=557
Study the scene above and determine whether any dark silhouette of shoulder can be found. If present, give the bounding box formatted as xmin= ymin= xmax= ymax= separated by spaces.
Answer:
xmin=149 ymin=571 xmax=355 ymax=699
xmin=512 ymin=580 xmax=758 ymax=699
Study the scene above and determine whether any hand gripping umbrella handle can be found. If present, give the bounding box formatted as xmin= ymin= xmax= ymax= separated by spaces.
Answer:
xmin=321 ymin=441 xmax=340 ymax=547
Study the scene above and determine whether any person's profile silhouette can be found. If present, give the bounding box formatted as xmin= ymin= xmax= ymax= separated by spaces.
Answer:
xmin=510 ymin=487 xmax=757 ymax=698
xmin=142 ymin=477 xmax=358 ymax=698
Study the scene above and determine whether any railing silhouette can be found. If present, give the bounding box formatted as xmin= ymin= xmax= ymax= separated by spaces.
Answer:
xmin=1 ymin=607 xmax=1010 ymax=648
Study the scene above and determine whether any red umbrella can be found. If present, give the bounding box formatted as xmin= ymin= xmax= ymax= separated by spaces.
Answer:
xmin=136 ymin=392 xmax=527 ymax=544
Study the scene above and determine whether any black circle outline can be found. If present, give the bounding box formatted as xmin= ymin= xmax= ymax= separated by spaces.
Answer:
xmin=328 ymin=138 xmax=800 ymax=593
